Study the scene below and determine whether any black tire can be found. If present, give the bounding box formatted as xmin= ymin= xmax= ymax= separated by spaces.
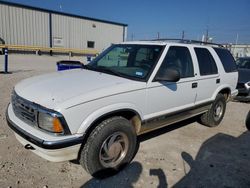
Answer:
xmin=199 ymin=93 xmax=226 ymax=127
xmin=246 ymin=111 xmax=250 ymax=131
xmin=79 ymin=116 xmax=137 ymax=178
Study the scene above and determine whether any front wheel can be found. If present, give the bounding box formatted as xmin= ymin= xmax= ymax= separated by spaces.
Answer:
xmin=79 ymin=116 xmax=137 ymax=178
xmin=199 ymin=93 xmax=226 ymax=127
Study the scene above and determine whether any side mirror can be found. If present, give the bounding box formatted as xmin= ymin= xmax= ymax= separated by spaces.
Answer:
xmin=154 ymin=68 xmax=180 ymax=82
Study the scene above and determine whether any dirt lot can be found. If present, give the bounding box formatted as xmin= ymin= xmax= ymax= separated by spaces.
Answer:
xmin=0 ymin=54 xmax=250 ymax=188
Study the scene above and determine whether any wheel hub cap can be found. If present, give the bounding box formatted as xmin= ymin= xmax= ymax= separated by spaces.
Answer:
xmin=215 ymin=106 xmax=222 ymax=116
xmin=99 ymin=132 xmax=129 ymax=168
xmin=214 ymin=102 xmax=224 ymax=121
xmin=108 ymin=142 xmax=122 ymax=158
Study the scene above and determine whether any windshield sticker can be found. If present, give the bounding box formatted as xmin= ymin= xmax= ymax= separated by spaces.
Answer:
xmin=135 ymin=71 xmax=143 ymax=76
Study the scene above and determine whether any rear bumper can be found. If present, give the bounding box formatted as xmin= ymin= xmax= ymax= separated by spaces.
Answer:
xmin=230 ymin=89 xmax=239 ymax=100
xmin=6 ymin=104 xmax=84 ymax=161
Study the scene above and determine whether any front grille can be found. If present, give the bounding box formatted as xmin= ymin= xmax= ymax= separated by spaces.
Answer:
xmin=236 ymin=83 xmax=246 ymax=89
xmin=11 ymin=92 xmax=37 ymax=126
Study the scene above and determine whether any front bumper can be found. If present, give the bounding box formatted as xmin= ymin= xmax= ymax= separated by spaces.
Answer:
xmin=235 ymin=88 xmax=250 ymax=102
xmin=6 ymin=104 xmax=84 ymax=161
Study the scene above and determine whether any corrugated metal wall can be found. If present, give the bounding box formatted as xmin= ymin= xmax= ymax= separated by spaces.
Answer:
xmin=0 ymin=4 xmax=49 ymax=47
xmin=0 ymin=3 xmax=126 ymax=51
xmin=52 ymin=14 xmax=124 ymax=51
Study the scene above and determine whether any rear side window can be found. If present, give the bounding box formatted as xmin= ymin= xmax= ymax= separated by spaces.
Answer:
xmin=194 ymin=48 xmax=218 ymax=76
xmin=213 ymin=48 xmax=237 ymax=72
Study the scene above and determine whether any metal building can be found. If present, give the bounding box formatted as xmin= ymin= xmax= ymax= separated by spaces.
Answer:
xmin=229 ymin=44 xmax=250 ymax=58
xmin=0 ymin=1 xmax=127 ymax=53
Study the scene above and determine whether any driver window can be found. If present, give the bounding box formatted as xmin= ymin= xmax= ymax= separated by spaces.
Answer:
xmin=158 ymin=46 xmax=194 ymax=78
xmin=134 ymin=48 xmax=160 ymax=69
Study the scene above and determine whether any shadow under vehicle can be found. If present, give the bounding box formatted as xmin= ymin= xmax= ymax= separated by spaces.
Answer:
xmin=174 ymin=132 xmax=250 ymax=187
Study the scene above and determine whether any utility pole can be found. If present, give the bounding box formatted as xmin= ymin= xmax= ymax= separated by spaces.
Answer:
xmin=235 ymin=33 xmax=239 ymax=45
xmin=157 ymin=32 xmax=160 ymax=39
xmin=205 ymin=29 xmax=209 ymax=42
xmin=182 ymin=30 xmax=185 ymax=40
xmin=233 ymin=33 xmax=239 ymax=57
xmin=131 ymin=33 xmax=134 ymax=41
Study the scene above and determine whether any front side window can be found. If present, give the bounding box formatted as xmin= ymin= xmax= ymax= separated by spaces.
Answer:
xmin=156 ymin=46 xmax=194 ymax=79
xmin=87 ymin=44 xmax=164 ymax=81
xmin=194 ymin=48 xmax=218 ymax=76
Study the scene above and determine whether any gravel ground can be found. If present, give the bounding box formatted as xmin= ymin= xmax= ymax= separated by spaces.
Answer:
xmin=0 ymin=54 xmax=250 ymax=188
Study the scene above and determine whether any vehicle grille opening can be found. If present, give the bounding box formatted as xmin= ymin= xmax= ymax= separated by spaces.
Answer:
xmin=236 ymin=83 xmax=245 ymax=89
xmin=11 ymin=92 xmax=37 ymax=126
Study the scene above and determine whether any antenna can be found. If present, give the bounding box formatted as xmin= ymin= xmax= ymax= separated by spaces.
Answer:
xmin=182 ymin=30 xmax=185 ymax=40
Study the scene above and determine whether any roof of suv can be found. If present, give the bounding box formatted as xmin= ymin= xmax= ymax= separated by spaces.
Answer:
xmin=122 ymin=39 xmax=224 ymax=48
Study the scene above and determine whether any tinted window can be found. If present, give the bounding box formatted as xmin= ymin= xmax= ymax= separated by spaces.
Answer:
xmin=236 ymin=58 xmax=250 ymax=69
xmin=157 ymin=46 xmax=194 ymax=78
xmin=194 ymin=48 xmax=218 ymax=75
xmin=213 ymin=48 xmax=237 ymax=72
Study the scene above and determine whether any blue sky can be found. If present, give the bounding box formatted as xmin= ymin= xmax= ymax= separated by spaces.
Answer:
xmin=3 ymin=0 xmax=250 ymax=43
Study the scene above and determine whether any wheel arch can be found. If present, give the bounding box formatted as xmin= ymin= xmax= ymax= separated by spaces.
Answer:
xmin=78 ymin=106 xmax=143 ymax=136
xmin=218 ymin=87 xmax=231 ymax=101
xmin=89 ymin=109 xmax=141 ymax=134
xmin=213 ymin=86 xmax=231 ymax=102
xmin=76 ymin=107 xmax=142 ymax=164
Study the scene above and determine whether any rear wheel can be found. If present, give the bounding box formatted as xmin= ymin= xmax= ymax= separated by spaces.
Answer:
xmin=199 ymin=93 xmax=226 ymax=127
xmin=79 ymin=116 xmax=137 ymax=178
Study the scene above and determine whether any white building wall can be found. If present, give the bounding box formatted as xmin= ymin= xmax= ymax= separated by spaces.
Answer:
xmin=0 ymin=2 xmax=126 ymax=52
xmin=230 ymin=44 xmax=250 ymax=58
xmin=52 ymin=14 xmax=124 ymax=51
xmin=0 ymin=4 xmax=49 ymax=47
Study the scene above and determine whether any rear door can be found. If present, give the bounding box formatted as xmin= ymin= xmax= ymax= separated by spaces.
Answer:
xmin=193 ymin=47 xmax=220 ymax=104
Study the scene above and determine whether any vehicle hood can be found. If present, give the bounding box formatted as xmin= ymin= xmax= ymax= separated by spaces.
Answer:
xmin=14 ymin=69 xmax=146 ymax=110
xmin=238 ymin=68 xmax=250 ymax=83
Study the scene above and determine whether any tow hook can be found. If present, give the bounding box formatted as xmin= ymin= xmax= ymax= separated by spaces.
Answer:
xmin=24 ymin=144 xmax=35 ymax=150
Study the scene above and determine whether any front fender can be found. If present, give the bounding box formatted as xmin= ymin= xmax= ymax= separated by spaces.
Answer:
xmin=77 ymin=103 xmax=143 ymax=134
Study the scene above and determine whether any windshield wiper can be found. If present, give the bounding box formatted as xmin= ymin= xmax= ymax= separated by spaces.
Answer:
xmin=82 ymin=65 xmax=126 ymax=78
xmin=96 ymin=66 xmax=125 ymax=77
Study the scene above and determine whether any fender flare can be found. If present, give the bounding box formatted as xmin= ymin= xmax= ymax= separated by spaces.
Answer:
xmin=77 ymin=103 xmax=143 ymax=134
xmin=212 ymin=84 xmax=231 ymax=100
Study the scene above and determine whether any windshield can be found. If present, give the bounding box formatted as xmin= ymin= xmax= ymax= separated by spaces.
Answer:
xmin=236 ymin=58 xmax=250 ymax=69
xmin=87 ymin=44 xmax=164 ymax=81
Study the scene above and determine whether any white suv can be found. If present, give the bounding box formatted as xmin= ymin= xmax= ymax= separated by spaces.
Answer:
xmin=7 ymin=40 xmax=238 ymax=177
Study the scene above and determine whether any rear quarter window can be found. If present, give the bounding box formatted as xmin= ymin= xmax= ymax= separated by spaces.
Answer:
xmin=213 ymin=48 xmax=237 ymax=73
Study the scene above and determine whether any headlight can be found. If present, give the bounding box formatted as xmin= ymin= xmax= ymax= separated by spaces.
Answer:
xmin=245 ymin=82 xmax=250 ymax=89
xmin=38 ymin=112 xmax=64 ymax=134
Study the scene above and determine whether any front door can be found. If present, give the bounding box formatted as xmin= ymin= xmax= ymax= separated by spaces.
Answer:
xmin=143 ymin=46 xmax=198 ymax=132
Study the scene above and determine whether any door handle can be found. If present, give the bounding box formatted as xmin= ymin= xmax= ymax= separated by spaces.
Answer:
xmin=216 ymin=78 xmax=220 ymax=84
xmin=192 ymin=82 xmax=198 ymax=88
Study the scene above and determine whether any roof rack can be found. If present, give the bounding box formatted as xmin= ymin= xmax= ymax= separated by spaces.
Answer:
xmin=149 ymin=38 xmax=224 ymax=48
